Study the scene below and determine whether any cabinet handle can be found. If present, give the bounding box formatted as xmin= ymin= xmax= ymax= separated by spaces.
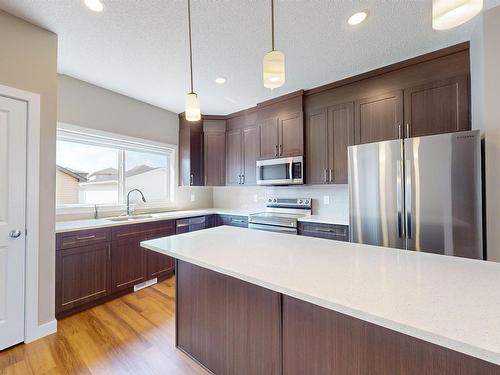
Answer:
xmin=108 ymin=244 xmax=111 ymax=261
xmin=190 ymin=174 xmax=194 ymax=185
xmin=242 ymin=174 xmax=245 ymax=184
xmin=323 ymin=169 xmax=328 ymax=183
xmin=204 ymin=175 xmax=207 ymax=185
xmin=231 ymin=218 xmax=246 ymax=224
xmin=238 ymin=175 xmax=241 ymax=184
xmin=329 ymin=169 xmax=333 ymax=183
xmin=76 ymin=235 xmax=96 ymax=241
xmin=275 ymin=145 xmax=278 ymax=157
xmin=279 ymin=144 xmax=282 ymax=156
xmin=406 ymin=123 xmax=411 ymax=138
xmin=398 ymin=124 xmax=402 ymax=139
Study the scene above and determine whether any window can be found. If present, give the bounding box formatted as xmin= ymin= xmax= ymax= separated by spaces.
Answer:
xmin=56 ymin=127 xmax=176 ymax=209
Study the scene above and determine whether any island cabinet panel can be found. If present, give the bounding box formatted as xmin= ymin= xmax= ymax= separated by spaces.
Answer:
xmin=55 ymin=243 xmax=111 ymax=316
xmin=354 ymin=90 xmax=404 ymax=145
xmin=176 ymin=260 xmax=282 ymax=375
xmin=282 ymin=296 xmax=500 ymax=375
xmin=404 ymin=75 xmax=470 ymax=138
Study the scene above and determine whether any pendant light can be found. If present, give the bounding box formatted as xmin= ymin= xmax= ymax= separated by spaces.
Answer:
xmin=432 ymin=0 xmax=483 ymax=30
xmin=185 ymin=0 xmax=201 ymax=121
xmin=263 ymin=0 xmax=285 ymax=90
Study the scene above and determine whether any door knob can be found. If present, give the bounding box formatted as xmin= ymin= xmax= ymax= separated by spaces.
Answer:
xmin=9 ymin=230 xmax=22 ymax=238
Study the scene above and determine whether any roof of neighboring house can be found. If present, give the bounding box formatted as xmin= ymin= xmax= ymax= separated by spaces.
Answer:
xmin=56 ymin=165 xmax=89 ymax=182
xmin=87 ymin=165 xmax=162 ymax=182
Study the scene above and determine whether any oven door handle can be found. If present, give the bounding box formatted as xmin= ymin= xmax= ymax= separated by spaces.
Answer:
xmin=248 ymin=223 xmax=297 ymax=234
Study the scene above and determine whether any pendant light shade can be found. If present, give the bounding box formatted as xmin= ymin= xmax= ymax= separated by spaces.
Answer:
xmin=185 ymin=92 xmax=201 ymax=122
xmin=432 ymin=0 xmax=483 ymax=30
xmin=263 ymin=0 xmax=285 ymax=90
xmin=263 ymin=50 xmax=285 ymax=89
xmin=185 ymin=0 xmax=201 ymax=121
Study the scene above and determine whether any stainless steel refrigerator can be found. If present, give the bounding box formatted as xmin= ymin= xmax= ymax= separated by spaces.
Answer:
xmin=348 ymin=130 xmax=482 ymax=259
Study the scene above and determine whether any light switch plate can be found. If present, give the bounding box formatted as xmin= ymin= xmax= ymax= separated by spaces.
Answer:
xmin=323 ymin=196 xmax=330 ymax=205
xmin=190 ymin=194 xmax=196 ymax=202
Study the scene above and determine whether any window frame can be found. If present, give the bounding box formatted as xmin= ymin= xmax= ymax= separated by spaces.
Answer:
xmin=56 ymin=122 xmax=178 ymax=215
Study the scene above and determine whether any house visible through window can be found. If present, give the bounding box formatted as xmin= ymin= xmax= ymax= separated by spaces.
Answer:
xmin=56 ymin=128 xmax=175 ymax=207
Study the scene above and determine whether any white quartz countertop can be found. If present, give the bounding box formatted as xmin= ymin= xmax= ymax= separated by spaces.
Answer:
xmin=55 ymin=208 xmax=349 ymax=233
xmin=141 ymin=226 xmax=500 ymax=365
xmin=55 ymin=208 xmax=259 ymax=233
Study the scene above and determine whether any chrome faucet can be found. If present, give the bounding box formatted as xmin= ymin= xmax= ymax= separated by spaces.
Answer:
xmin=126 ymin=189 xmax=147 ymax=216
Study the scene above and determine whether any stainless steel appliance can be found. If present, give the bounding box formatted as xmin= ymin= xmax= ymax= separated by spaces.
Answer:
xmin=256 ymin=156 xmax=303 ymax=186
xmin=348 ymin=130 xmax=482 ymax=259
xmin=249 ymin=197 xmax=311 ymax=234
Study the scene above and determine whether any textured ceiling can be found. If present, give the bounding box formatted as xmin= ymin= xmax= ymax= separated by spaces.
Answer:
xmin=0 ymin=0 xmax=498 ymax=115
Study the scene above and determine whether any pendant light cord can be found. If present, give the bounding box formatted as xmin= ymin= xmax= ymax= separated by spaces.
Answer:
xmin=188 ymin=0 xmax=194 ymax=94
xmin=271 ymin=0 xmax=275 ymax=51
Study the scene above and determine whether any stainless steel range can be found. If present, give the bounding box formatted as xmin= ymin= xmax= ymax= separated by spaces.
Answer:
xmin=248 ymin=198 xmax=311 ymax=234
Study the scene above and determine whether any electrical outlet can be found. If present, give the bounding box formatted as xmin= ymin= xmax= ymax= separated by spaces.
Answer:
xmin=190 ymin=194 xmax=195 ymax=202
xmin=323 ymin=196 xmax=330 ymax=205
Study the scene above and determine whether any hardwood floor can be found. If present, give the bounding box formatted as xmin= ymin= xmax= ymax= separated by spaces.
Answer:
xmin=0 ymin=277 xmax=210 ymax=375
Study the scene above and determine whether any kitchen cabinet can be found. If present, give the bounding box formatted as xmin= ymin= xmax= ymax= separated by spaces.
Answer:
xmin=179 ymin=118 xmax=204 ymax=186
xmin=56 ymin=220 xmax=175 ymax=318
xmin=298 ymin=222 xmax=349 ymax=241
xmin=176 ymin=216 xmax=207 ymax=233
xmin=226 ymin=125 xmax=259 ymax=185
xmin=216 ymin=214 xmax=248 ymax=228
xmin=404 ymin=75 xmax=469 ymax=138
xmin=55 ymin=242 xmax=111 ymax=316
xmin=259 ymin=113 xmax=303 ymax=159
xmin=354 ymin=90 xmax=403 ymax=145
xmin=204 ymin=120 xmax=226 ymax=186
xmin=305 ymin=102 xmax=354 ymax=184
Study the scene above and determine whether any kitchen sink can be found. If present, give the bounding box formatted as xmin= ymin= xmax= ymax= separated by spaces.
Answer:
xmin=107 ymin=214 xmax=154 ymax=222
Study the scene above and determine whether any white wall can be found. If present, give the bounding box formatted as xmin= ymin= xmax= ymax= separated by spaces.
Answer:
xmin=57 ymin=74 xmax=213 ymax=220
xmin=0 ymin=10 xmax=57 ymax=325
xmin=470 ymin=5 xmax=500 ymax=261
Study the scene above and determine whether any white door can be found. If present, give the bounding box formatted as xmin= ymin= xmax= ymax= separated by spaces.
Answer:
xmin=0 ymin=96 xmax=27 ymax=350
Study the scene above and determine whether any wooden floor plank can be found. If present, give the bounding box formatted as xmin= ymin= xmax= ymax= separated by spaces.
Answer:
xmin=0 ymin=278 xmax=209 ymax=375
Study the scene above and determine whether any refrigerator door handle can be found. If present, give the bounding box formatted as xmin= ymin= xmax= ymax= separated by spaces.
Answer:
xmin=405 ymin=159 xmax=412 ymax=240
xmin=396 ymin=160 xmax=404 ymax=238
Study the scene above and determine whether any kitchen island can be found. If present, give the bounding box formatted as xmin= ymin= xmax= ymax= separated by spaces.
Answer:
xmin=141 ymin=226 xmax=500 ymax=375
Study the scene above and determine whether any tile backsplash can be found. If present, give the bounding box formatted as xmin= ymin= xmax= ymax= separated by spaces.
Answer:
xmin=213 ymin=184 xmax=349 ymax=218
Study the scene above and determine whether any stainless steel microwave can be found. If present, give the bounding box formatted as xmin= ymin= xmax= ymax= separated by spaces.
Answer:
xmin=256 ymin=156 xmax=304 ymax=185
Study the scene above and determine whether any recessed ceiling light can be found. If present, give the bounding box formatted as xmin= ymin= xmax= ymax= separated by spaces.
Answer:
xmin=348 ymin=11 xmax=368 ymax=25
xmin=215 ymin=77 xmax=227 ymax=84
xmin=84 ymin=0 xmax=104 ymax=12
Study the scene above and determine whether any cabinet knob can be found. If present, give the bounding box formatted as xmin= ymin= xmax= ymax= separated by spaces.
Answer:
xmin=275 ymin=145 xmax=278 ymax=157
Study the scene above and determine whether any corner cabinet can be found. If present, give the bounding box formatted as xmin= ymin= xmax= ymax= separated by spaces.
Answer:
xmin=204 ymin=119 xmax=226 ymax=186
xmin=306 ymin=102 xmax=354 ymax=184
xmin=226 ymin=125 xmax=259 ymax=185
xmin=179 ymin=117 xmax=204 ymax=186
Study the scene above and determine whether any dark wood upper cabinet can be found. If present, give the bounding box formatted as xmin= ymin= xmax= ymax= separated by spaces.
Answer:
xmin=279 ymin=112 xmax=304 ymax=157
xmin=242 ymin=125 xmax=259 ymax=185
xmin=404 ymin=75 xmax=470 ymax=138
xmin=305 ymin=109 xmax=328 ymax=184
xmin=226 ymin=128 xmax=243 ymax=186
xmin=355 ymin=90 xmax=403 ymax=145
xmin=204 ymin=120 xmax=226 ymax=186
xmin=328 ymin=102 xmax=354 ymax=183
xmin=259 ymin=117 xmax=279 ymax=159
xmin=305 ymin=103 xmax=353 ymax=184
xmin=55 ymin=243 xmax=111 ymax=315
xmin=179 ymin=117 xmax=204 ymax=186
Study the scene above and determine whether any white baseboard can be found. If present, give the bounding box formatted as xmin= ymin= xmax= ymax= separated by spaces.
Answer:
xmin=25 ymin=319 xmax=57 ymax=343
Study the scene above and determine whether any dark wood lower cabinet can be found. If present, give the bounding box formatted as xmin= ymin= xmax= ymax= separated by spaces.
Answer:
xmin=55 ymin=243 xmax=111 ymax=316
xmin=298 ymin=222 xmax=349 ymax=241
xmin=283 ymin=296 xmax=499 ymax=375
xmin=56 ymin=220 xmax=176 ymax=318
xmin=176 ymin=260 xmax=282 ymax=375
xmin=175 ymin=261 xmax=499 ymax=375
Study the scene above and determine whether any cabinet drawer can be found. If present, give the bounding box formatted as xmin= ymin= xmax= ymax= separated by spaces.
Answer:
xmin=57 ymin=228 xmax=111 ymax=250
xmin=111 ymin=220 xmax=175 ymax=241
xmin=217 ymin=215 xmax=248 ymax=228
xmin=298 ymin=222 xmax=349 ymax=241
xmin=176 ymin=216 xmax=206 ymax=234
